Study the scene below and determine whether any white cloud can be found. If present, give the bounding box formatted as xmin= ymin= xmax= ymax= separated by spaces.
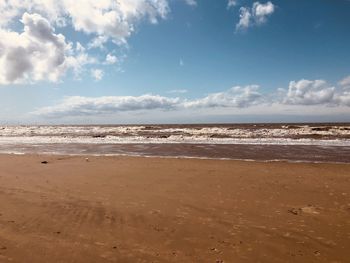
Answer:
xmin=184 ymin=0 xmax=197 ymax=6
xmin=0 ymin=12 xmax=81 ymax=84
xmin=32 ymin=76 xmax=350 ymax=118
xmin=91 ymin=69 xmax=104 ymax=81
xmin=105 ymin=53 xmax=118 ymax=64
xmin=336 ymin=75 xmax=350 ymax=106
xmin=0 ymin=0 xmax=170 ymax=44
xmin=66 ymin=43 xmax=97 ymax=79
xmin=34 ymin=95 xmax=180 ymax=117
xmin=338 ymin=75 xmax=350 ymax=89
xmin=0 ymin=0 xmax=172 ymax=85
xmin=0 ymin=0 xmax=65 ymax=28
xmin=63 ymin=1 xmax=130 ymax=45
xmin=64 ymin=0 xmax=170 ymax=45
xmin=227 ymin=0 xmax=238 ymax=9
xmin=252 ymin=1 xmax=275 ymax=24
xmin=236 ymin=7 xmax=252 ymax=30
xmin=335 ymin=91 xmax=350 ymax=106
xmin=184 ymin=85 xmax=264 ymax=108
xmin=236 ymin=1 xmax=275 ymax=31
xmin=88 ymin=35 xmax=109 ymax=50
xmin=33 ymin=86 xmax=265 ymax=118
xmin=283 ymin=79 xmax=335 ymax=105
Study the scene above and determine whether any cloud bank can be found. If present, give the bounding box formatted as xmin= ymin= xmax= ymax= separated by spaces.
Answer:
xmin=284 ymin=79 xmax=335 ymax=105
xmin=33 ymin=77 xmax=350 ymax=118
xmin=339 ymin=75 xmax=350 ymax=89
xmin=184 ymin=86 xmax=263 ymax=108
xmin=34 ymin=95 xmax=180 ymax=117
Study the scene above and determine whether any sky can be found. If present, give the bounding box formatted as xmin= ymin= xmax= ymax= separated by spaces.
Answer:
xmin=0 ymin=0 xmax=349 ymax=124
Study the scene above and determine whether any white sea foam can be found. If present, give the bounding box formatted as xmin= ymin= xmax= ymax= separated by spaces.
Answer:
xmin=0 ymin=134 xmax=349 ymax=146
xmin=0 ymin=125 xmax=349 ymax=146
xmin=1 ymin=125 xmax=349 ymax=137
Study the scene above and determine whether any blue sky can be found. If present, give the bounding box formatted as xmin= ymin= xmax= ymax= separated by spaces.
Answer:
xmin=0 ymin=0 xmax=349 ymax=124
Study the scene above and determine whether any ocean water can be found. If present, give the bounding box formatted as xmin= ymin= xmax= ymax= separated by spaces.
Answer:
xmin=1 ymin=124 xmax=349 ymax=163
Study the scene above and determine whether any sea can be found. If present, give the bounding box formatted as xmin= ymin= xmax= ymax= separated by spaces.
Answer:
xmin=0 ymin=123 xmax=350 ymax=163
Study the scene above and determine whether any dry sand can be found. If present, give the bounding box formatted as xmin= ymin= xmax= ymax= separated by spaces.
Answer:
xmin=0 ymin=154 xmax=349 ymax=262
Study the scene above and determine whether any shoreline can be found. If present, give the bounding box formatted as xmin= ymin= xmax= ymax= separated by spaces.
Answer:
xmin=0 ymin=154 xmax=349 ymax=262
xmin=1 ymin=142 xmax=350 ymax=164
xmin=1 ymin=152 xmax=350 ymax=165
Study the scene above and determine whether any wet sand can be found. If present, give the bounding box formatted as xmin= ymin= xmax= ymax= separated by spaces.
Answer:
xmin=2 ymin=143 xmax=350 ymax=163
xmin=0 ymin=154 xmax=349 ymax=262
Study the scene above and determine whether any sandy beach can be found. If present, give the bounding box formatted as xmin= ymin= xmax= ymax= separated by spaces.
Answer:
xmin=0 ymin=154 xmax=349 ymax=262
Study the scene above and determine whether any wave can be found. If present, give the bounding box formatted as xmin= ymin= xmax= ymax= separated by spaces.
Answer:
xmin=0 ymin=135 xmax=350 ymax=146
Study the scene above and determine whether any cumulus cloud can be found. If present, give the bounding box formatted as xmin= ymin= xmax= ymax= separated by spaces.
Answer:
xmin=236 ymin=1 xmax=275 ymax=31
xmin=184 ymin=85 xmax=264 ymax=108
xmin=283 ymin=79 xmax=335 ymax=105
xmin=335 ymin=91 xmax=350 ymax=107
xmin=34 ymin=95 xmax=180 ymax=117
xmin=335 ymin=75 xmax=350 ymax=106
xmin=0 ymin=0 xmax=172 ymax=84
xmin=62 ymin=0 xmax=168 ymax=45
xmin=0 ymin=0 xmax=65 ymax=28
xmin=0 ymin=12 xmax=80 ymax=84
xmin=252 ymin=1 xmax=275 ymax=24
xmin=0 ymin=0 xmax=170 ymax=44
xmin=338 ymin=75 xmax=350 ymax=89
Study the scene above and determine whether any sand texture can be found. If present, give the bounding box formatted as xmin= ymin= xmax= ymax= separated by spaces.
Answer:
xmin=0 ymin=154 xmax=349 ymax=262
